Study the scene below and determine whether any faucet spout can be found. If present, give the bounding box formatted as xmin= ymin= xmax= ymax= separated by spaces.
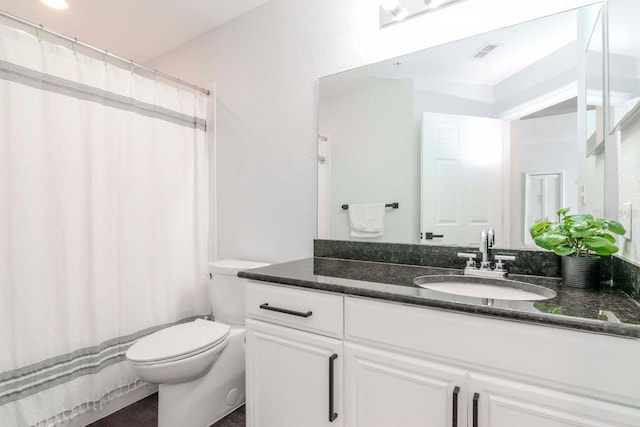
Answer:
xmin=479 ymin=229 xmax=488 ymax=263
xmin=479 ymin=228 xmax=495 ymax=268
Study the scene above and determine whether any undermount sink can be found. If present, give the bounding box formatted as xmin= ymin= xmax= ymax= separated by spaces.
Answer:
xmin=413 ymin=275 xmax=557 ymax=301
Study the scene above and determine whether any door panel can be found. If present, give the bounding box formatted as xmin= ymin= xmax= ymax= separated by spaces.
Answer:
xmin=422 ymin=112 xmax=504 ymax=245
xmin=345 ymin=342 xmax=468 ymax=427
xmin=469 ymin=373 xmax=640 ymax=427
xmin=246 ymin=319 xmax=343 ymax=427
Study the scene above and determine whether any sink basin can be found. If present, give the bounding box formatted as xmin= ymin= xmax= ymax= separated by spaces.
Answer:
xmin=413 ymin=275 xmax=556 ymax=301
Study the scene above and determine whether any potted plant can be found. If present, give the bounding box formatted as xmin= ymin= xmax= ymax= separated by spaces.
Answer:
xmin=529 ymin=208 xmax=626 ymax=288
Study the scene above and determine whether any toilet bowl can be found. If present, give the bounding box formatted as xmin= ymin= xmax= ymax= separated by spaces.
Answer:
xmin=126 ymin=319 xmax=230 ymax=384
xmin=125 ymin=259 xmax=269 ymax=427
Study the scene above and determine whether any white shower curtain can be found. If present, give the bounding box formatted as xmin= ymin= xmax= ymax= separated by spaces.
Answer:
xmin=0 ymin=24 xmax=210 ymax=426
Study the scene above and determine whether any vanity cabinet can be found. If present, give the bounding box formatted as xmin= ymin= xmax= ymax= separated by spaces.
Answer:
xmin=246 ymin=281 xmax=640 ymax=427
xmin=344 ymin=342 xmax=640 ymax=427
xmin=346 ymin=296 xmax=640 ymax=427
xmin=245 ymin=319 xmax=343 ymax=427
xmin=245 ymin=282 xmax=344 ymax=427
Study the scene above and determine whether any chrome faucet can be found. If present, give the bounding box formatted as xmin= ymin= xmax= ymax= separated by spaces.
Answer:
xmin=479 ymin=227 xmax=495 ymax=269
xmin=458 ymin=228 xmax=515 ymax=278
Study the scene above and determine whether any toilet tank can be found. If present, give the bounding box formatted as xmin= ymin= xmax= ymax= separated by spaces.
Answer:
xmin=209 ymin=260 xmax=270 ymax=325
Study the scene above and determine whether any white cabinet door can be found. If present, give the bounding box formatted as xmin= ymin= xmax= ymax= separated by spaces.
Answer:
xmin=245 ymin=318 xmax=343 ymax=427
xmin=469 ymin=373 xmax=640 ymax=427
xmin=345 ymin=342 xmax=468 ymax=427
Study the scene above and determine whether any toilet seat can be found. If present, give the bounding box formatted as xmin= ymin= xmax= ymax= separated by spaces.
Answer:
xmin=127 ymin=319 xmax=230 ymax=365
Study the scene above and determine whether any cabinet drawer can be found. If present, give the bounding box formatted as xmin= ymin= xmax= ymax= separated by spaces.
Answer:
xmin=246 ymin=281 xmax=344 ymax=338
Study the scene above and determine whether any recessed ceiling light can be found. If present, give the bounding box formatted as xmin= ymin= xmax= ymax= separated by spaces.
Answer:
xmin=40 ymin=0 xmax=69 ymax=10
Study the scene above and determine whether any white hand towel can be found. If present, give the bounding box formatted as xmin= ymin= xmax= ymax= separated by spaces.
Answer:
xmin=348 ymin=203 xmax=385 ymax=238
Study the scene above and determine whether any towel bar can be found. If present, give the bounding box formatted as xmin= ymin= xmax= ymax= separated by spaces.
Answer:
xmin=341 ymin=203 xmax=399 ymax=210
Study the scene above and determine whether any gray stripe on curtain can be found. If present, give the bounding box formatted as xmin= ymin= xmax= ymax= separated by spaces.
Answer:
xmin=0 ymin=315 xmax=205 ymax=406
xmin=0 ymin=60 xmax=207 ymax=131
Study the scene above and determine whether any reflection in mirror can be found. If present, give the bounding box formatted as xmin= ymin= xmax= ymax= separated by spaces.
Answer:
xmin=318 ymin=5 xmax=604 ymax=250
xmin=524 ymin=173 xmax=563 ymax=247
xmin=585 ymin=7 xmax=604 ymax=155
xmin=608 ymin=0 xmax=640 ymax=133
xmin=611 ymin=1 xmax=640 ymax=262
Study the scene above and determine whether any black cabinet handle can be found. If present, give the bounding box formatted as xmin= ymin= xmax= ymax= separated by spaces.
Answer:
xmin=259 ymin=303 xmax=312 ymax=318
xmin=452 ymin=386 xmax=460 ymax=427
xmin=329 ymin=354 xmax=338 ymax=422
xmin=473 ymin=393 xmax=479 ymax=427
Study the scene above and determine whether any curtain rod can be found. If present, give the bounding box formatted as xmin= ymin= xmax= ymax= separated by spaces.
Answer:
xmin=0 ymin=9 xmax=210 ymax=96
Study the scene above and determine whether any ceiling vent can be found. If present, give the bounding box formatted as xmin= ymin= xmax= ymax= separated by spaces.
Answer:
xmin=471 ymin=43 xmax=499 ymax=59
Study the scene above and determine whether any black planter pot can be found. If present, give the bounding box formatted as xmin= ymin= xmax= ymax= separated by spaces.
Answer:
xmin=561 ymin=256 xmax=601 ymax=288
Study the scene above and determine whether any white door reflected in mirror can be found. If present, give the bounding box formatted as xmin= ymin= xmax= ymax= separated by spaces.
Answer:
xmin=420 ymin=112 xmax=503 ymax=246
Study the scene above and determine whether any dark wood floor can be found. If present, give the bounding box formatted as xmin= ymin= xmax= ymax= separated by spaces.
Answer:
xmin=88 ymin=393 xmax=245 ymax=427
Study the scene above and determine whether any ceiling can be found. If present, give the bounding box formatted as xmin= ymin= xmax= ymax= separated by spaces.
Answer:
xmin=320 ymin=7 xmax=579 ymax=99
xmin=0 ymin=0 xmax=270 ymax=63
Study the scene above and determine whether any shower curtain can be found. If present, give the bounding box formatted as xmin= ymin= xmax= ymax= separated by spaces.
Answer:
xmin=0 ymin=24 xmax=210 ymax=426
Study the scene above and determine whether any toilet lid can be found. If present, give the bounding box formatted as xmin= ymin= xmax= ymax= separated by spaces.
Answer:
xmin=126 ymin=319 xmax=230 ymax=363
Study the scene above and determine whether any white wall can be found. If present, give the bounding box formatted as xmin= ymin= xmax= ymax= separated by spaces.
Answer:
xmin=147 ymin=0 xmax=597 ymax=263
xmin=320 ymin=79 xmax=417 ymax=243
xmin=413 ymin=90 xmax=495 ymax=118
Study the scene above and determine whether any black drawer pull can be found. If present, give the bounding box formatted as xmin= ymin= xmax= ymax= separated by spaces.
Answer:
xmin=329 ymin=354 xmax=338 ymax=422
xmin=452 ymin=386 xmax=460 ymax=427
xmin=473 ymin=392 xmax=479 ymax=427
xmin=259 ymin=303 xmax=312 ymax=318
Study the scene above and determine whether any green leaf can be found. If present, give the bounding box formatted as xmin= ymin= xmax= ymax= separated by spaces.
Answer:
xmin=530 ymin=221 xmax=552 ymax=238
xmin=553 ymin=245 xmax=575 ymax=256
xmin=568 ymin=214 xmax=594 ymax=222
xmin=586 ymin=218 xmax=605 ymax=228
xmin=592 ymin=245 xmax=619 ymax=256
xmin=583 ymin=237 xmax=619 ymax=255
xmin=534 ymin=302 xmax=563 ymax=314
xmin=606 ymin=220 xmax=626 ymax=235
xmin=570 ymin=228 xmax=596 ymax=238
xmin=535 ymin=234 xmax=568 ymax=250
xmin=582 ymin=236 xmax=613 ymax=248
xmin=528 ymin=207 xmax=622 ymax=255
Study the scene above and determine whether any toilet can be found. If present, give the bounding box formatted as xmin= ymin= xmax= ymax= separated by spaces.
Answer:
xmin=126 ymin=260 xmax=269 ymax=427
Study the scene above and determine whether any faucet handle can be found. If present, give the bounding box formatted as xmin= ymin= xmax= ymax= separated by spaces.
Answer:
xmin=494 ymin=254 xmax=516 ymax=271
xmin=457 ymin=252 xmax=477 ymax=268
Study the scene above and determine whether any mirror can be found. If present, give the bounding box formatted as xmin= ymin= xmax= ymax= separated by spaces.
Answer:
xmin=608 ymin=0 xmax=640 ymax=133
xmin=610 ymin=0 xmax=640 ymax=260
xmin=318 ymin=4 xmax=605 ymax=249
xmin=585 ymin=7 xmax=604 ymax=155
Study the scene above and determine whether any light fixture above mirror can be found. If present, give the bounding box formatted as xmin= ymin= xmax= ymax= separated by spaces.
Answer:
xmin=380 ymin=0 xmax=465 ymax=27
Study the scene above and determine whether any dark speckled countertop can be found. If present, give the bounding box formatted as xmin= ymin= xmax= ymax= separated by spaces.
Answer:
xmin=237 ymin=257 xmax=640 ymax=339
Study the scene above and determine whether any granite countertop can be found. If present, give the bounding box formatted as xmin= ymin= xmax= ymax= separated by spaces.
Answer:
xmin=237 ymin=257 xmax=640 ymax=339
